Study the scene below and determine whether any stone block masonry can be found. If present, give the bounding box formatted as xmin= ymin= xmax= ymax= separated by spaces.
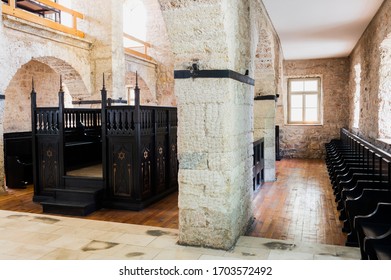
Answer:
xmin=348 ymin=0 xmax=391 ymax=152
xmin=160 ymin=0 xmax=256 ymax=250
xmin=176 ymin=77 xmax=254 ymax=250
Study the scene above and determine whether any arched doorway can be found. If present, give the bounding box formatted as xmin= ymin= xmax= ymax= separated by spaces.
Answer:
xmin=125 ymin=71 xmax=156 ymax=105
xmin=1 ymin=57 xmax=90 ymax=190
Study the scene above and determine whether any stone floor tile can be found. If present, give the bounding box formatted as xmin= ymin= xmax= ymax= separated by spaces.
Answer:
xmin=113 ymin=232 xmax=157 ymax=247
xmin=39 ymin=248 xmax=93 ymax=260
xmin=153 ymin=249 xmax=202 ymax=260
xmin=87 ymin=244 xmax=161 ymax=260
xmin=224 ymin=246 xmax=271 ymax=260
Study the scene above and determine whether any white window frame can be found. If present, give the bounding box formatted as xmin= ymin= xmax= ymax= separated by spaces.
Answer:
xmin=287 ymin=77 xmax=322 ymax=125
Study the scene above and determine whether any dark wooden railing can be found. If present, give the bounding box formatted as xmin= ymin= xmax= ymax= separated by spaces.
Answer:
xmin=64 ymin=109 xmax=101 ymax=130
xmin=340 ymin=128 xmax=391 ymax=181
xmin=34 ymin=107 xmax=60 ymax=135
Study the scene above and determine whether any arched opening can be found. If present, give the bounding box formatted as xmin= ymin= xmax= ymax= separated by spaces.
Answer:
xmin=1 ymin=57 xmax=91 ymax=190
xmin=4 ymin=60 xmax=73 ymax=133
xmin=125 ymin=71 xmax=155 ymax=105
xmin=378 ymin=37 xmax=391 ymax=140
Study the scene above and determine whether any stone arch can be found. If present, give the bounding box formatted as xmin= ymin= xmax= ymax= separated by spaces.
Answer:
xmin=0 ymin=57 xmax=88 ymax=191
xmin=125 ymin=71 xmax=156 ymax=105
xmin=33 ymin=56 xmax=88 ymax=99
xmin=3 ymin=57 xmax=88 ymax=133
xmin=378 ymin=35 xmax=391 ymax=139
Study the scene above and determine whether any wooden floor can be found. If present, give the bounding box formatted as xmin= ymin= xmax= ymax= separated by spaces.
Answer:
xmin=249 ymin=159 xmax=346 ymax=246
xmin=0 ymin=159 xmax=346 ymax=245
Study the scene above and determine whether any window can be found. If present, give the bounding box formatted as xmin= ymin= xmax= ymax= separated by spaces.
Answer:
xmin=288 ymin=77 xmax=322 ymax=125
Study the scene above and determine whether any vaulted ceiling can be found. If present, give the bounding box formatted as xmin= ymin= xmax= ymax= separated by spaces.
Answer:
xmin=262 ymin=0 xmax=385 ymax=60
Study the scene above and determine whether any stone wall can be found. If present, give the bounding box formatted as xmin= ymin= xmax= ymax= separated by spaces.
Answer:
xmin=145 ymin=0 xmax=175 ymax=106
xmin=279 ymin=58 xmax=350 ymax=158
xmin=348 ymin=0 xmax=391 ymax=153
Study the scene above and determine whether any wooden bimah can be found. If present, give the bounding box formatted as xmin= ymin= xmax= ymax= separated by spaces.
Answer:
xmin=29 ymin=75 xmax=178 ymax=215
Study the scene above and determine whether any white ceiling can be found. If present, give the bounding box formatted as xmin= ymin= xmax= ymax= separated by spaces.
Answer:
xmin=262 ymin=0 xmax=385 ymax=60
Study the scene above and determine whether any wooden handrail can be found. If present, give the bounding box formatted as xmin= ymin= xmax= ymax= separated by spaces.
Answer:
xmin=123 ymin=33 xmax=151 ymax=47
xmin=2 ymin=0 xmax=84 ymax=38
xmin=123 ymin=32 xmax=152 ymax=61
xmin=33 ymin=0 xmax=83 ymax=19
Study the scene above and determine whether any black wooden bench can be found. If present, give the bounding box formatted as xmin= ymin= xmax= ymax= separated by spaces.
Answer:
xmin=64 ymin=126 xmax=102 ymax=171
xmin=3 ymin=132 xmax=33 ymax=188
xmin=354 ymin=202 xmax=391 ymax=259
xmin=344 ymin=189 xmax=391 ymax=246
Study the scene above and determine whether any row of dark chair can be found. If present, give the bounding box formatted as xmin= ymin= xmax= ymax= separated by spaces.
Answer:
xmin=325 ymin=128 xmax=391 ymax=260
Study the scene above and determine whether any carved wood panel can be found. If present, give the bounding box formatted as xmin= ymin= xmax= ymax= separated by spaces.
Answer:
xmin=140 ymin=136 xmax=153 ymax=198
xmin=155 ymin=135 xmax=167 ymax=193
xmin=169 ymin=128 xmax=178 ymax=188
xmin=37 ymin=138 xmax=60 ymax=191
xmin=108 ymin=140 xmax=134 ymax=198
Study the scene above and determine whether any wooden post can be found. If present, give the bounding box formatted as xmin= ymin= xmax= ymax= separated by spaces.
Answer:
xmin=9 ymin=0 xmax=16 ymax=8
xmin=73 ymin=15 xmax=77 ymax=31
xmin=58 ymin=75 xmax=65 ymax=187
xmin=101 ymin=73 xmax=107 ymax=193
xmin=30 ymin=78 xmax=38 ymax=195
xmin=134 ymin=72 xmax=141 ymax=200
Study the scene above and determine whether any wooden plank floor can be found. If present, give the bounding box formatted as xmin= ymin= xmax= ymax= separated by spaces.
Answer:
xmin=248 ymin=159 xmax=346 ymax=246
xmin=0 ymin=159 xmax=346 ymax=245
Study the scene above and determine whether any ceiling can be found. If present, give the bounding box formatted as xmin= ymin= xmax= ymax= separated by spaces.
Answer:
xmin=262 ymin=0 xmax=385 ymax=60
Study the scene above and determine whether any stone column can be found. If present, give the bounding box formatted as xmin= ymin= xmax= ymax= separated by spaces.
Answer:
xmin=73 ymin=0 xmax=125 ymax=98
xmin=176 ymin=77 xmax=254 ymax=250
xmin=160 ymin=0 xmax=254 ymax=250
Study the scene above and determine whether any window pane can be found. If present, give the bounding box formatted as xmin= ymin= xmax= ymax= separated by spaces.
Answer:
xmin=291 ymin=95 xmax=303 ymax=108
xmin=305 ymin=94 xmax=318 ymax=107
xmin=291 ymin=108 xmax=303 ymax=122
xmin=291 ymin=81 xmax=304 ymax=92
xmin=304 ymin=80 xmax=318 ymax=92
xmin=305 ymin=108 xmax=318 ymax=122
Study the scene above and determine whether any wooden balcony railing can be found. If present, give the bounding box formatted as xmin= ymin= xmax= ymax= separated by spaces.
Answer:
xmin=2 ymin=0 xmax=84 ymax=38
xmin=123 ymin=32 xmax=152 ymax=61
